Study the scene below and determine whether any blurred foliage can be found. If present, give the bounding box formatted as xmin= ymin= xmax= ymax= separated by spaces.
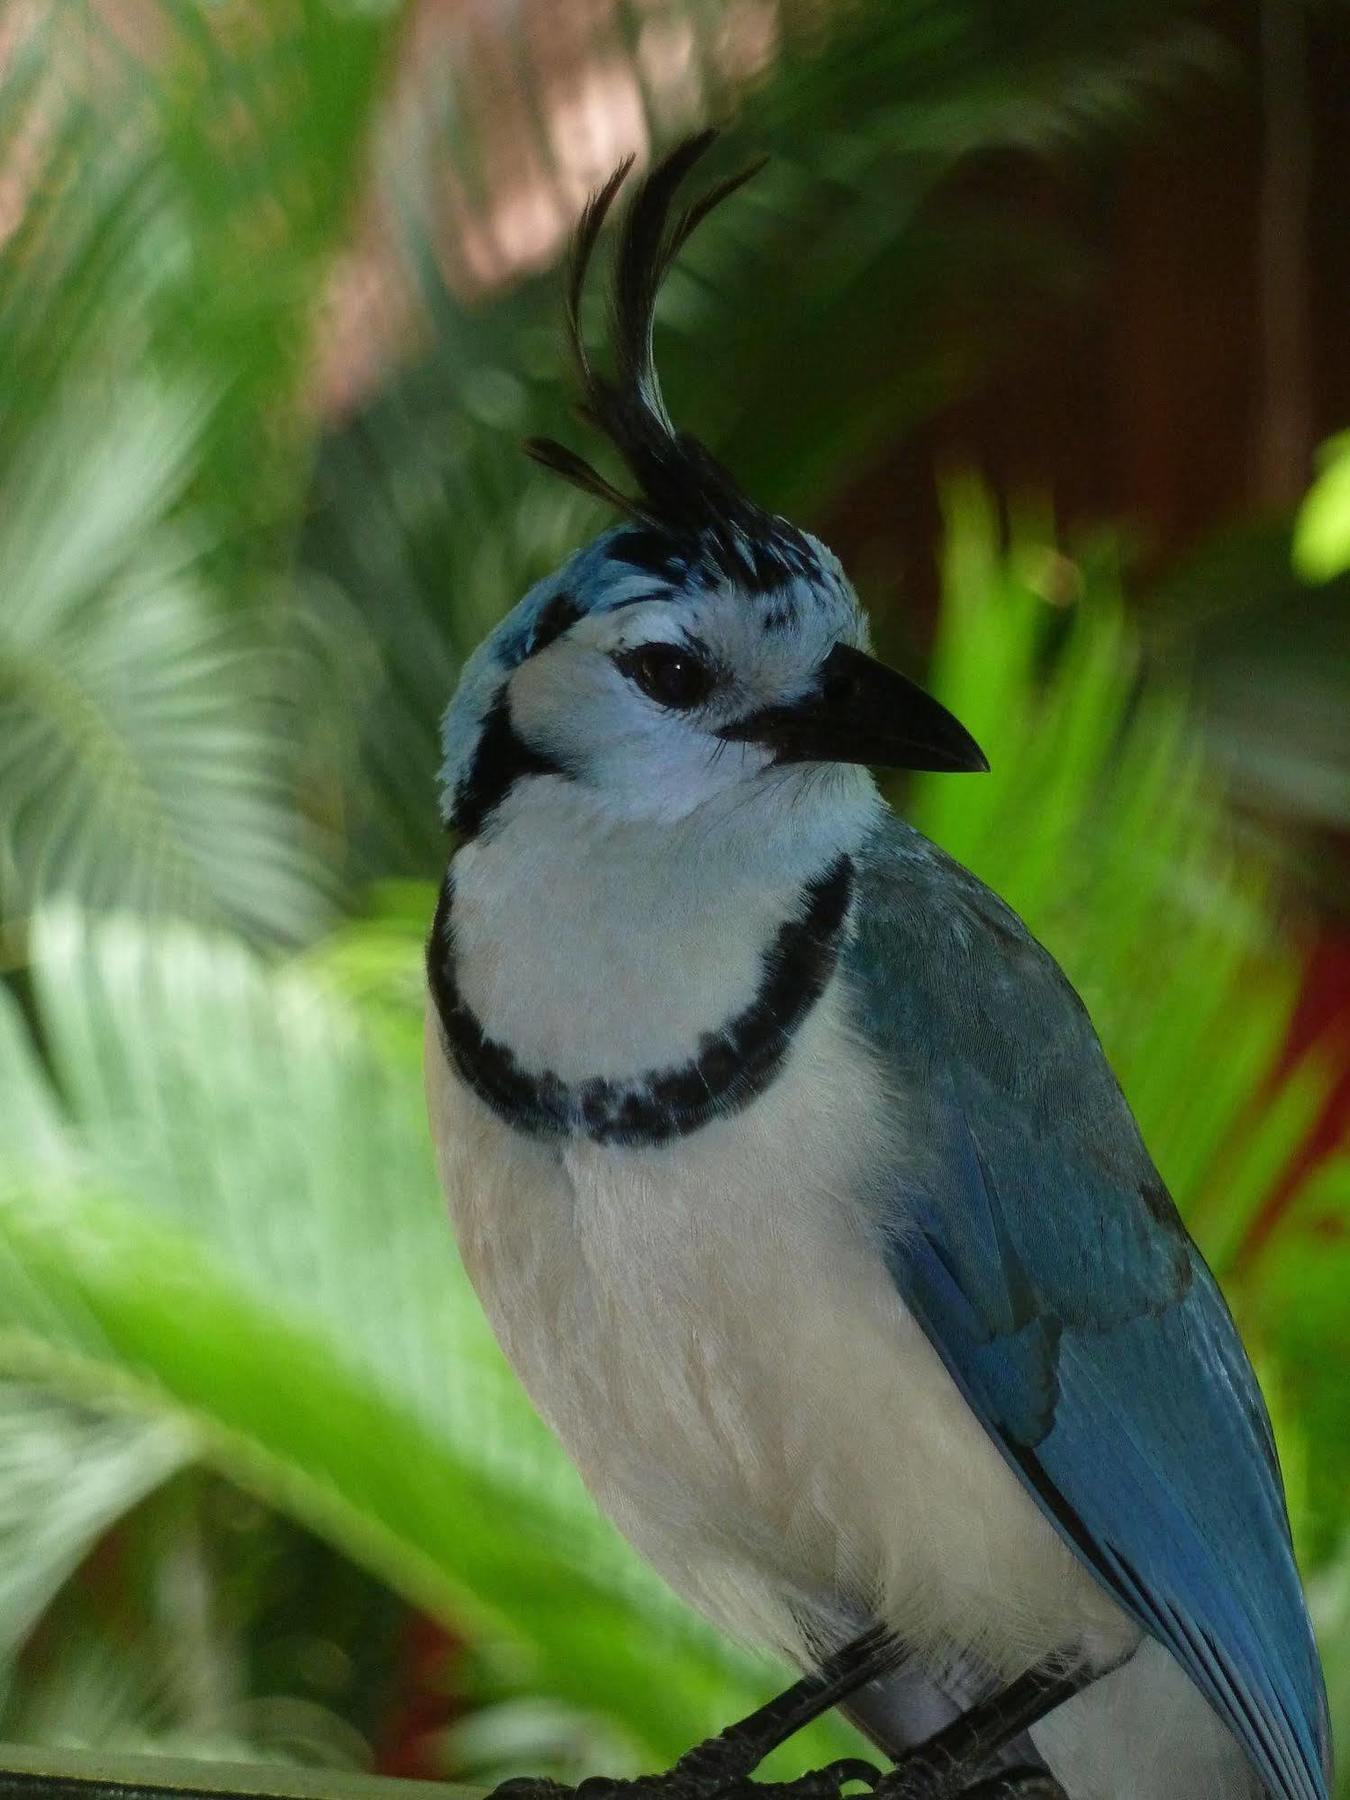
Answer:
xmin=0 ymin=898 xmax=861 ymax=1778
xmin=1295 ymin=434 xmax=1350 ymax=584
xmin=1144 ymin=526 xmax=1350 ymax=854
xmin=308 ymin=0 xmax=1228 ymax=884
xmin=0 ymin=0 xmax=390 ymax=942
xmin=0 ymin=0 xmax=1346 ymax=1790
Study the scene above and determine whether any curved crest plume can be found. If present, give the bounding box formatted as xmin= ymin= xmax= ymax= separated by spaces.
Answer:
xmin=525 ymin=131 xmax=781 ymax=558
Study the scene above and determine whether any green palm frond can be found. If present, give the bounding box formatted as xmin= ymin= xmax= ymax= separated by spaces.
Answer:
xmin=0 ymin=906 xmax=858 ymax=1772
xmin=0 ymin=376 xmax=333 ymax=942
xmin=0 ymin=0 xmax=409 ymax=944
xmin=0 ymin=1472 xmax=387 ymax=1767
xmin=0 ymin=1388 xmax=188 ymax=1676
xmin=908 ymin=477 xmax=1349 ymax=1556
xmin=0 ymin=484 xmax=1343 ymax=1771
xmin=1294 ymin=432 xmax=1350 ymax=584
xmin=1247 ymin=1156 xmax=1350 ymax=1569
xmin=1 ymin=0 xmax=1344 ymax=1778
xmin=1309 ymin=1533 xmax=1350 ymax=1789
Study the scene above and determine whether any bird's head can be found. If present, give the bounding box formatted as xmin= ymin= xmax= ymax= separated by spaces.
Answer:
xmin=440 ymin=133 xmax=986 ymax=843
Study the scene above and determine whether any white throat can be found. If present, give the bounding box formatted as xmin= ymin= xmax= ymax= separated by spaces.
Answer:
xmin=445 ymin=767 xmax=880 ymax=1083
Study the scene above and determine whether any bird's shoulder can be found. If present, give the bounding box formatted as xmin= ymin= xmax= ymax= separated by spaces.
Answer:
xmin=844 ymin=814 xmax=1160 ymax=1204
xmin=841 ymin=814 xmax=1201 ymax=1350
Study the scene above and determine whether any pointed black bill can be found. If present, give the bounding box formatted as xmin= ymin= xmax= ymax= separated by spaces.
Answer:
xmin=717 ymin=643 xmax=989 ymax=773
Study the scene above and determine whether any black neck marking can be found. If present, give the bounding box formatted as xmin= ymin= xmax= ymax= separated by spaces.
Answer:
xmin=450 ymin=691 xmax=568 ymax=840
xmin=427 ymin=854 xmax=855 ymax=1147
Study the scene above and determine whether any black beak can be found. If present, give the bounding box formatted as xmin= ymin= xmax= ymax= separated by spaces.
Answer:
xmin=717 ymin=643 xmax=988 ymax=773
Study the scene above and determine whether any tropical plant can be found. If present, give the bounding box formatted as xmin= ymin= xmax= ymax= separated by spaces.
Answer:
xmin=0 ymin=900 xmax=858 ymax=1773
xmin=1 ymin=486 xmax=1347 ymax=1778
xmin=0 ymin=0 xmax=1346 ymax=1786
xmin=307 ymin=0 xmax=1229 ymax=885
xmin=1294 ymin=433 xmax=1350 ymax=585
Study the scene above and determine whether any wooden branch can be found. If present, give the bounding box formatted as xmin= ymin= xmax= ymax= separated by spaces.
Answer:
xmin=0 ymin=1743 xmax=474 ymax=1800
xmin=0 ymin=1741 xmax=1067 ymax=1800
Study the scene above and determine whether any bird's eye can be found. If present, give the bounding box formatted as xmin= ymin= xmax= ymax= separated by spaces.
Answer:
xmin=612 ymin=642 xmax=714 ymax=710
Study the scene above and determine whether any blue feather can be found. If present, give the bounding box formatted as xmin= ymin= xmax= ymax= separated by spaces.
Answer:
xmin=846 ymin=817 xmax=1331 ymax=1800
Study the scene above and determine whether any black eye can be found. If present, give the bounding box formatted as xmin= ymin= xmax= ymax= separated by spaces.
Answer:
xmin=612 ymin=642 xmax=714 ymax=710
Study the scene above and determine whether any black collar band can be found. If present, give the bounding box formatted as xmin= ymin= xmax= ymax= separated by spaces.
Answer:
xmin=427 ymin=855 xmax=855 ymax=1147
xmin=449 ymin=692 xmax=568 ymax=840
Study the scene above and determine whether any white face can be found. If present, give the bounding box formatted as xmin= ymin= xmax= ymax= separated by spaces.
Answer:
xmin=500 ymin=572 xmax=869 ymax=825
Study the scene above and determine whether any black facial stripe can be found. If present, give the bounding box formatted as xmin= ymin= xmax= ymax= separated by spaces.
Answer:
xmin=450 ymin=692 xmax=567 ymax=840
xmin=427 ymin=855 xmax=855 ymax=1146
xmin=529 ymin=590 xmax=583 ymax=655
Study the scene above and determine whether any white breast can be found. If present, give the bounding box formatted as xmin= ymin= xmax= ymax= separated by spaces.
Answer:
xmin=424 ymin=984 xmax=1133 ymax=1678
xmin=445 ymin=772 xmax=880 ymax=1080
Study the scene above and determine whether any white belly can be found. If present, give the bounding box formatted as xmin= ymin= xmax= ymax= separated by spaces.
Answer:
xmin=425 ymin=983 xmax=1131 ymax=1677
xmin=1031 ymin=1637 xmax=1260 ymax=1799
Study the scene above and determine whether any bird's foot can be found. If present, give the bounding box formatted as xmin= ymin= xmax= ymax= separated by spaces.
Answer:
xmin=959 ymin=1772 xmax=1067 ymax=1800
xmin=867 ymin=1744 xmax=962 ymax=1800
xmin=745 ymin=1758 xmax=885 ymax=1800
xmin=486 ymin=1629 xmax=910 ymax=1800
xmin=866 ymin=1660 xmax=1082 ymax=1800
xmin=485 ymin=1755 xmax=1062 ymax=1800
xmin=872 ymin=1755 xmax=1067 ymax=1800
xmin=487 ymin=1755 xmax=883 ymax=1800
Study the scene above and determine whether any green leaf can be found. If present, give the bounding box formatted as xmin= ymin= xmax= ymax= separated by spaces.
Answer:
xmin=0 ymin=1387 xmax=188 ymax=1670
xmin=0 ymin=379 xmax=331 ymax=943
xmin=0 ymin=907 xmax=860 ymax=1772
xmin=0 ymin=0 xmax=418 ymax=942
xmin=1243 ymin=1159 xmax=1350 ymax=1565
xmin=1293 ymin=432 xmax=1350 ymax=584
xmin=908 ymin=481 xmax=1321 ymax=1258
xmin=1309 ymin=1535 xmax=1350 ymax=1790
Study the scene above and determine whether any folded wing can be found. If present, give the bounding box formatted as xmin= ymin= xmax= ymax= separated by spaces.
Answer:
xmin=846 ymin=822 xmax=1330 ymax=1800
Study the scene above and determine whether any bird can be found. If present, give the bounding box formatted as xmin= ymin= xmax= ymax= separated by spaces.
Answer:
xmin=423 ymin=133 xmax=1332 ymax=1800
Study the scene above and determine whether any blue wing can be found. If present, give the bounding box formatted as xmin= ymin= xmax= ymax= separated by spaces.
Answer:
xmin=846 ymin=820 xmax=1331 ymax=1800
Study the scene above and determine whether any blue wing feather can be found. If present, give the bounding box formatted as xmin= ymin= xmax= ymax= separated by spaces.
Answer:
xmin=846 ymin=819 xmax=1330 ymax=1800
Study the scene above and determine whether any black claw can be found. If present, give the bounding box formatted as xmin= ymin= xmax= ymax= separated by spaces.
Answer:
xmin=577 ymin=1757 xmax=886 ymax=1800
xmin=958 ymin=1773 xmax=1067 ymax=1800
xmin=820 ymin=1758 xmax=883 ymax=1790
xmin=872 ymin=1755 xmax=959 ymax=1800
xmin=488 ymin=1758 xmax=893 ymax=1800
xmin=748 ymin=1765 xmax=883 ymax=1800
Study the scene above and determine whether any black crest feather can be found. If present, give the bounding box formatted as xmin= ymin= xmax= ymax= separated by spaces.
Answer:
xmin=528 ymin=132 xmax=802 ymax=583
